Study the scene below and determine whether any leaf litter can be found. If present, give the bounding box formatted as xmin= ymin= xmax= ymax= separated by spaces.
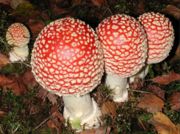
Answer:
xmin=0 ymin=0 xmax=180 ymax=133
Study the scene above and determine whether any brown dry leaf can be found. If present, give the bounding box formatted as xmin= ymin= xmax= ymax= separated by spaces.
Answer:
xmin=47 ymin=120 xmax=61 ymax=133
xmin=150 ymin=112 xmax=180 ymax=134
xmin=0 ymin=0 xmax=10 ymax=5
xmin=176 ymin=124 xmax=180 ymax=132
xmin=152 ymin=71 xmax=180 ymax=85
xmin=50 ymin=105 xmax=64 ymax=122
xmin=37 ymin=88 xmax=58 ymax=104
xmin=47 ymin=120 xmax=57 ymax=129
xmin=29 ymin=105 xmax=40 ymax=115
xmin=129 ymin=78 xmax=144 ymax=90
xmin=101 ymin=100 xmax=117 ymax=117
xmin=28 ymin=19 xmax=45 ymax=39
xmin=162 ymin=5 xmax=180 ymax=19
xmin=47 ymin=93 xmax=58 ymax=105
xmin=147 ymin=85 xmax=165 ymax=100
xmin=0 ymin=75 xmax=26 ymax=95
xmin=91 ymin=0 xmax=105 ymax=7
xmin=72 ymin=0 xmax=82 ymax=5
xmin=37 ymin=88 xmax=48 ymax=101
xmin=80 ymin=126 xmax=111 ymax=134
xmin=0 ymin=75 xmax=13 ymax=85
xmin=47 ymin=105 xmax=64 ymax=133
xmin=137 ymin=94 xmax=164 ymax=113
xmin=50 ymin=3 xmax=68 ymax=17
xmin=0 ymin=53 xmax=10 ymax=68
xmin=170 ymin=44 xmax=180 ymax=62
xmin=169 ymin=92 xmax=180 ymax=111
xmin=0 ymin=110 xmax=6 ymax=118
xmin=21 ymin=69 xmax=37 ymax=88
xmin=136 ymin=0 xmax=145 ymax=14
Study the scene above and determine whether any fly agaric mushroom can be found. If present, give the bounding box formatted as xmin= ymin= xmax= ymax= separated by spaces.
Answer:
xmin=96 ymin=14 xmax=147 ymax=102
xmin=6 ymin=23 xmax=30 ymax=62
xmin=31 ymin=17 xmax=104 ymax=130
xmin=129 ymin=12 xmax=174 ymax=83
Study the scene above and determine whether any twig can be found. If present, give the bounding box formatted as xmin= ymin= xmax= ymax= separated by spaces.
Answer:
xmin=33 ymin=115 xmax=52 ymax=131
xmin=12 ymin=61 xmax=31 ymax=68
xmin=128 ymin=88 xmax=151 ymax=94
xmin=0 ymin=125 xmax=5 ymax=134
xmin=138 ymin=118 xmax=146 ymax=130
xmin=12 ymin=124 xmax=20 ymax=134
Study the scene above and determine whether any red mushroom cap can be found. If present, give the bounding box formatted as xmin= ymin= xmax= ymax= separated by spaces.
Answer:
xmin=96 ymin=14 xmax=147 ymax=78
xmin=138 ymin=12 xmax=174 ymax=64
xmin=6 ymin=23 xmax=30 ymax=47
xmin=31 ymin=17 xmax=104 ymax=96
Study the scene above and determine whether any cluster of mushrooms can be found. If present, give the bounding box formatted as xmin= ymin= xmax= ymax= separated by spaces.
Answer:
xmin=5 ymin=12 xmax=174 ymax=131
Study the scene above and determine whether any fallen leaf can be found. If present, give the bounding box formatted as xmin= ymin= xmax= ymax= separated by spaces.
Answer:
xmin=0 ymin=110 xmax=6 ymax=118
xmin=37 ymin=88 xmax=58 ymax=104
xmin=50 ymin=3 xmax=68 ymax=17
xmin=28 ymin=19 xmax=45 ymax=39
xmin=0 ymin=75 xmax=13 ymax=85
xmin=47 ymin=120 xmax=57 ymax=129
xmin=175 ymin=44 xmax=180 ymax=57
xmin=10 ymin=0 xmax=26 ymax=9
xmin=152 ymin=71 xmax=180 ymax=85
xmin=29 ymin=105 xmax=40 ymax=115
xmin=0 ymin=0 xmax=10 ymax=5
xmin=21 ymin=69 xmax=37 ymax=88
xmin=149 ymin=112 xmax=179 ymax=134
xmin=162 ymin=5 xmax=180 ymax=19
xmin=47 ymin=105 xmax=64 ymax=133
xmin=72 ymin=0 xmax=82 ymax=5
xmin=50 ymin=105 xmax=64 ymax=122
xmin=91 ymin=0 xmax=105 ymax=7
xmin=169 ymin=92 xmax=180 ymax=111
xmin=47 ymin=93 xmax=58 ymax=105
xmin=80 ymin=126 xmax=111 ymax=134
xmin=136 ymin=0 xmax=145 ymax=14
xmin=0 ymin=53 xmax=10 ymax=68
xmin=137 ymin=94 xmax=164 ymax=113
xmin=101 ymin=101 xmax=117 ymax=117
xmin=0 ymin=75 xmax=26 ymax=95
xmin=129 ymin=78 xmax=144 ymax=90
xmin=147 ymin=85 xmax=165 ymax=100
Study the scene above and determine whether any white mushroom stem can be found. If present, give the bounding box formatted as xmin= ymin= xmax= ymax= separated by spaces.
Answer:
xmin=129 ymin=65 xmax=149 ymax=83
xmin=105 ymin=73 xmax=128 ymax=102
xmin=9 ymin=45 xmax=29 ymax=62
xmin=63 ymin=94 xmax=102 ymax=130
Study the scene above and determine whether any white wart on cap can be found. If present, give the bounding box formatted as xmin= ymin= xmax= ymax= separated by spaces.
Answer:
xmin=138 ymin=12 xmax=174 ymax=64
xmin=6 ymin=23 xmax=30 ymax=47
xmin=31 ymin=17 xmax=104 ymax=96
xmin=96 ymin=14 xmax=147 ymax=78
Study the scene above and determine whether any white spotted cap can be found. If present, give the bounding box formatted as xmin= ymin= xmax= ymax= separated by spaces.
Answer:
xmin=6 ymin=23 xmax=30 ymax=47
xmin=96 ymin=14 xmax=147 ymax=78
xmin=31 ymin=17 xmax=104 ymax=96
xmin=139 ymin=12 xmax=174 ymax=64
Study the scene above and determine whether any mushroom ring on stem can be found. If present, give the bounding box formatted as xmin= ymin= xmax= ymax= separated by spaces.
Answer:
xmin=31 ymin=17 xmax=104 ymax=131
xmin=6 ymin=23 xmax=30 ymax=62
xmin=96 ymin=14 xmax=147 ymax=102
xmin=129 ymin=12 xmax=174 ymax=83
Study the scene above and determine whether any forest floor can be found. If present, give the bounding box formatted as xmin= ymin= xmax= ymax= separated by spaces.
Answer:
xmin=0 ymin=0 xmax=180 ymax=134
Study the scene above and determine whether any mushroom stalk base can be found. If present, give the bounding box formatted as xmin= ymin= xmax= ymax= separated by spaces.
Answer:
xmin=63 ymin=94 xmax=102 ymax=131
xmin=105 ymin=73 xmax=128 ymax=102
xmin=9 ymin=45 xmax=29 ymax=62
xmin=129 ymin=65 xmax=149 ymax=83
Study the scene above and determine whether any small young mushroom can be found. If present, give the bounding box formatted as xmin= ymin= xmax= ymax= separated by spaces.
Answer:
xmin=6 ymin=23 xmax=30 ymax=62
xmin=96 ymin=14 xmax=147 ymax=102
xmin=129 ymin=12 xmax=174 ymax=83
xmin=31 ymin=17 xmax=104 ymax=130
